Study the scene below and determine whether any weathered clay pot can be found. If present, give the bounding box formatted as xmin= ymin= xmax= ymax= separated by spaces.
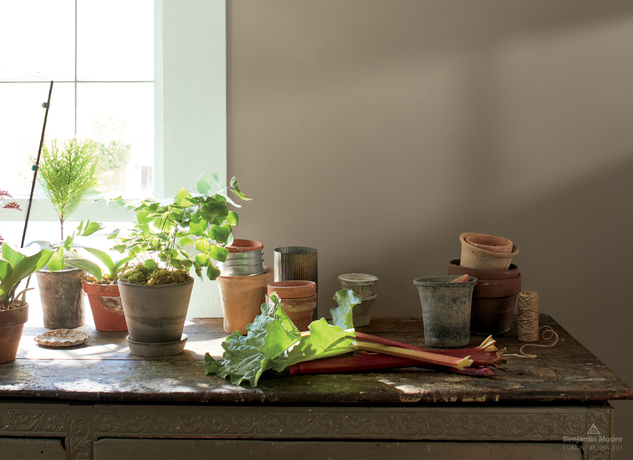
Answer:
xmin=448 ymin=260 xmax=521 ymax=335
xmin=413 ymin=275 xmax=477 ymax=348
xmin=267 ymin=280 xmax=317 ymax=331
xmin=460 ymin=233 xmax=519 ymax=270
xmin=0 ymin=304 xmax=28 ymax=364
xmin=37 ymin=267 xmax=85 ymax=329
xmin=82 ymin=281 xmax=127 ymax=332
xmin=218 ymin=266 xmax=274 ymax=335
xmin=118 ymin=278 xmax=194 ymax=343
xmin=337 ymin=273 xmax=379 ymax=327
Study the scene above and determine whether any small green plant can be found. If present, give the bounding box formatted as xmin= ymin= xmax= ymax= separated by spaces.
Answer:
xmin=33 ymin=139 xmax=101 ymax=240
xmin=0 ymin=242 xmax=53 ymax=311
xmin=115 ymin=173 xmax=250 ymax=285
xmin=81 ymin=247 xmax=132 ymax=285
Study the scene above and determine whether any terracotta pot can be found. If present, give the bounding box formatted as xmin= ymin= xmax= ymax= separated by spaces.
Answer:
xmin=460 ymin=233 xmax=519 ymax=270
xmin=218 ymin=266 xmax=274 ymax=335
xmin=267 ymin=281 xmax=317 ymax=331
xmin=0 ymin=304 xmax=28 ymax=364
xmin=448 ymin=259 xmax=518 ymax=280
xmin=447 ymin=260 xmax=521 ymax=335
xmin=413 ymin=275 xmax=477 ymax=348
xmin=37 ymin=267 xmax=86 ymax=329
xmin=118 ymin=278 xmax=194 ymax=344
xmin=82 ymin=280 xmax=127 ymax=332
xmin=464 ymin=233 xmax=513 ymax=253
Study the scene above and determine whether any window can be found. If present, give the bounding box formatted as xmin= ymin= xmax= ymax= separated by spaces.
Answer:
xmin=0 ymin=0 xmax=155 ymax=200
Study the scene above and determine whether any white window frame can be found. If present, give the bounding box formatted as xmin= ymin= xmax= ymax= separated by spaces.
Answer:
xmin=1 ymin=0 xmax=227 ymax=222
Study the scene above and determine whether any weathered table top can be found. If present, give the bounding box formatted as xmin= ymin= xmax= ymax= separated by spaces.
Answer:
xmin=1 ymin=314 xmax=631 ymax=405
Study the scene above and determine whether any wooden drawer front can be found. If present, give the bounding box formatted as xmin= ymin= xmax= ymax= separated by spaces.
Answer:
xmin=94 ymin=439 xmax=582 ymax=460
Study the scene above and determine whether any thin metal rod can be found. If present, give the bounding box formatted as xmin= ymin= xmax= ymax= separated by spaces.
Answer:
xmin=20 ymin=81 xmax=54 ymax=248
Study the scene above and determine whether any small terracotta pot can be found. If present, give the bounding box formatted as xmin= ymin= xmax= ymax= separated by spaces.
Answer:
xmin=0 ymin=304 xmax=28 ymax=364
xmin=218 ymin=266 xmax=274 ymax=335
xmin=267 ymin=281 xmax=317 ymax=331
xmin=83 ymin=280 xmax=127 ymax=332
xmin=460 ymin=233 xmax=519 ymax=270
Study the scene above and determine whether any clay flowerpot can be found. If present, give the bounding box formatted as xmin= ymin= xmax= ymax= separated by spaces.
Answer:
xmin=0 ymin=304 xmax=28 ymax=364
xmin=460 ymin=233 xmax=519 ymax=270
xmin=267 ymin=281 xmax=317 ymax=331
xmin=82 ymin=280 xmax=127 ymax=332
xmin=448 ymin=259 xmax=521 ymax=335
xmin=219 ymin=239 xmax=265 ymax=277
xmin=37 ymin=267 xmax=86 ymax=329
xmin=118 ymin=278 xmax=194 ymax=357
xmin=218 ymin=266 xmax=274 ymax=335
xmin=337 ymin=273 xmax=378 ymax=327
xmin=413 ymin=275 xmax=477 ymax=348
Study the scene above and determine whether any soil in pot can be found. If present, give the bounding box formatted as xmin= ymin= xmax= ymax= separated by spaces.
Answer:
xmin=0 ymin=304 xmax=28 ymax=364
xmin=37 ymin=267 xmax=85 ymax=329
xmin=267 ymin=280 xmax=317 ymax=331
xmin=413 ymin=275 xmax=477 ymax=348
xmin=83 ymin=280 xmax=127 ymax=332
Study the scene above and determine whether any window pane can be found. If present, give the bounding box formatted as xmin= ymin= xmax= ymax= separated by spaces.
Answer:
xmin=0 ymin=83 xmax=75 ymax=196
xmin=0 ymin=0 xmax=75 ymax=81
xmin=76 ymin=83 xmax=154 ymax=198
xmin=77 ymin=0 xmax=154 ymax=81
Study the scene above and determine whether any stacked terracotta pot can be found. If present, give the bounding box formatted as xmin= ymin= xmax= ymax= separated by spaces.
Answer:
xmin=266 ymin=281 xmax=317 ymax=331
xmin=448 ymin=233 xmax=521 ymax=335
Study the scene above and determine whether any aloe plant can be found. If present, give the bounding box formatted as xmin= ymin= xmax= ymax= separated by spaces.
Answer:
xmin=0 ymin=242 xmax=53 ymax=311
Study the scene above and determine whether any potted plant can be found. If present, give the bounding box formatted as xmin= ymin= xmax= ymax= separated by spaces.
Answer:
xmin=31 ymin=138 xmax=102 ymax=329
xmin=0 ymin=242 xmax=53 ymax=363
xmin=80 ymin=246 xmax=133 ymax=332
xmin=115 ymin=173 xmax=250 ymax=357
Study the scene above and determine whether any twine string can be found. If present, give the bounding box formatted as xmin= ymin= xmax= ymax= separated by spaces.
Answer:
xmin=517 ymin=290 xmax=539 ymax=342
xmin=506 ymin=325 xmax=559 ymax=358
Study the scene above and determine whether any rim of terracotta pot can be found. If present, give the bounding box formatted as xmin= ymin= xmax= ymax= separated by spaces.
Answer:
xmin=448 ymin=259 xmax=519 ymax=280
xmin=117 ymin=277 xmax=194 ymax=289
xmin=82 ymin=279 xmax=120 ymax=294
xmin=460 ymin=233 xmax=519 ymax=259
xmin=226 ymin=239 xmax=264 ymax=253
xmin=463 ymin=233 xmax=513 ymax=254
xmin=267 ymin=280 xmax=316 ymax=298
xmin=0 ymin=302 xmax=29 ymax=328
xmin=338 ymin=273 xmax=378 ymax=285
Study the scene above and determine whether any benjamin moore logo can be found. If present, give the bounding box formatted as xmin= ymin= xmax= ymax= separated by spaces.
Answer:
xmin=587 ymin=423 xmax=600 ymax=435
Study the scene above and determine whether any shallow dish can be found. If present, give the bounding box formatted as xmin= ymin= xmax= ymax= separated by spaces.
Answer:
xmin=35 ymin=329 xmax=90 ymax=348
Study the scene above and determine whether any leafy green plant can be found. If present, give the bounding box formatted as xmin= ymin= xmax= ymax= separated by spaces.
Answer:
xmin=33 ymin=139 xmax=101 ymax=240
xmin=115 ymin=173 xmax=250 ymax=285
xmin=0 ymin=242 xmax=53 ymax=311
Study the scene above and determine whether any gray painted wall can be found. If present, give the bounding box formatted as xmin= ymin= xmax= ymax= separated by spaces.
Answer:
xmin=226 ymin=1 xmax=633 ymax=456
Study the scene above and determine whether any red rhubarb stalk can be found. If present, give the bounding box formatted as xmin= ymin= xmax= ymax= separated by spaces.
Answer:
xmin=354 ymin=332 xmax=506 ymax=369
xmin=289 ymin=354 xmax=493 ymax=377
xmin=353 ymin=341 xmax=472 ymax=369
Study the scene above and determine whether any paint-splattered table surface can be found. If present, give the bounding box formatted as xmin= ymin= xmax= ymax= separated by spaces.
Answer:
xmin=1 ymin=314 xmax=631 ymax=405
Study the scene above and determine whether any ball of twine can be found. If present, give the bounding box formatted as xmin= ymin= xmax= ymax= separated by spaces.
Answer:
xmin=517 ymin=290 xmax=539 ymax=342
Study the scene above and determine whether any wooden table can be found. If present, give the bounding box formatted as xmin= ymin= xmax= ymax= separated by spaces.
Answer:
xmin=0 ymin=314 xmax=631 ymax=459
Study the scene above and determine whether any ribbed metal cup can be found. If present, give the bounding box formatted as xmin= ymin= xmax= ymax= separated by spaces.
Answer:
xmin=274 ymin=246 xmax=318 ymax=320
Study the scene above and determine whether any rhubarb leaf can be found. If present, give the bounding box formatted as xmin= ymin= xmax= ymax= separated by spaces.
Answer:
xmin=204 ymin=294 xmax=301 ymax=386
